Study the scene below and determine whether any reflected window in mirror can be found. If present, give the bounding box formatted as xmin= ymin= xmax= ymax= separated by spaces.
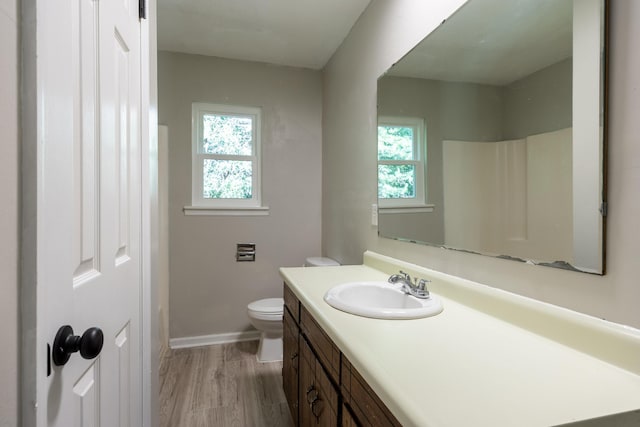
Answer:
xmin=377 ymin=116 xmax=426 ymax=208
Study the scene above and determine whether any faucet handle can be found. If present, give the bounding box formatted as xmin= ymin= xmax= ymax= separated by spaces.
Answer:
xmin=399 ymin=270 xmax=411 ymax=282
xmin=417 ymin=279 xmax=431 ymax=291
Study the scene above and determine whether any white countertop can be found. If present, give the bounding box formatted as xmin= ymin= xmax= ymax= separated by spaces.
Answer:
xmin=280 ymin=252 xmax=640 ymax=427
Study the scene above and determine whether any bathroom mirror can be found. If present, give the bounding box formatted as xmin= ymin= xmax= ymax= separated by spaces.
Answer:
xmin=377 ymin=0 xmax=607 ymax=274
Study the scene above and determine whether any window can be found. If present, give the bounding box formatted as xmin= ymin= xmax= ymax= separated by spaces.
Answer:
xmin=377 ymin=116 xmax=426 ymax=208
xmin=190 ymin=103 xmax=264 ymax=212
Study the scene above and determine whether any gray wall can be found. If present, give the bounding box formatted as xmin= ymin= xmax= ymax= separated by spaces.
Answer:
xmin=0 ymin=0 xmax=19 ymax=424
xmin=158 ymin=52 xmax=323 ymax=339
xmin=323 ymin=0 xmax=640 ymax=329
xmin=377 ymin=76 xmax=503 ymax=244
xmin=503 ymin=58 xmax=573 ymax=139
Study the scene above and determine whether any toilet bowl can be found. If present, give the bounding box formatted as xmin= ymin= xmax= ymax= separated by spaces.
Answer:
xmin=247 ymin=257 xmax=339 ymax=362
xmin=247 ymin=298 xmax=285 ymax=362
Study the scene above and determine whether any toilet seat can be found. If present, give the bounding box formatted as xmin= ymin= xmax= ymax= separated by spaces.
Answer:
xmin=247 ymin=298 xmax=284 ymax=321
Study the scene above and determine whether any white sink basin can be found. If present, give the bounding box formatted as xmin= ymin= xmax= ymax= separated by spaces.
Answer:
xmin=323 ymin=281 xmax=443 ymax=319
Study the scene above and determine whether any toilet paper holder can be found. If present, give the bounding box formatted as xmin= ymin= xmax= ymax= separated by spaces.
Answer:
xmin=236 ymin=243 xmax=256 ymax=262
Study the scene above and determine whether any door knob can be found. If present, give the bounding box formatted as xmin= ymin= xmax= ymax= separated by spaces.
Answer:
xmin=52 ymin=325 xmax=104 ymax=366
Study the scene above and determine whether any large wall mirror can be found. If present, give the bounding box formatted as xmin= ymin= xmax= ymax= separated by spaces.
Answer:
xmin=377 ymin=0 xmax=607 ymax=274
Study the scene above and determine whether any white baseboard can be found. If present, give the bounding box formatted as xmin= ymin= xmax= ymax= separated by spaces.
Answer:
xmin=169 ymin=330 xmax=261 ymax=349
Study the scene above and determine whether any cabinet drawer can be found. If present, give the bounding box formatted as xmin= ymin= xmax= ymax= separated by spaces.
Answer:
xmin=283 ymin=282 xmax=300 ymax=323
xmin=341 ymin=356 xmax=401 ymax=427
xmin=300 ymin=305 xmax=341 ymax=384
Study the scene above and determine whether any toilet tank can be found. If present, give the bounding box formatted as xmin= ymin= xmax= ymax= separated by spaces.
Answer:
xmin=305 ymin=257 xmax=340 ymax=267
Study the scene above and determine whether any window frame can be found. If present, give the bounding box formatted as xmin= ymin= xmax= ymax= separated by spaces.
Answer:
xmin=377 ymin=116 xmax=427 ymax=208
xmin=191 ymin=102 xmax=263 ymax=209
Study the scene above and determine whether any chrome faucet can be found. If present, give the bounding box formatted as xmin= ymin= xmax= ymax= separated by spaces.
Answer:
xmin=388 ymin=271 xmax=431 ymax=299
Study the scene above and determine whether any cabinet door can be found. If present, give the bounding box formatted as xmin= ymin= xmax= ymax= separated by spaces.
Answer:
xmin=341 ymin=403 xmax=360 ymax=427
xmin=312 ymin=357 xmax=339 ymax=427
xmin=299 ymin=338 xmax=317 ymax=426
xmin=299 ymin=337 xmax=339 ymax=426
xmin=283 ymin=309 xmax=299 ymax=425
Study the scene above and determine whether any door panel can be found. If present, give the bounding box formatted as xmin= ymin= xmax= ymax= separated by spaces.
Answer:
xmin=72 ymin=0 xmax=100 ymax=283
xmin=115 ymin=324 xmax=131 ymax=427
xmin=115 ymin=28 xmax=131 ymax=263
xmin=72 ymin=363 xmax=99 ymax=427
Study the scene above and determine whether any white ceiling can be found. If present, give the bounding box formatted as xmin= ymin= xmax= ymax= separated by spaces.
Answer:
xmin=388 ymin=0 xmax=573 ymax=86
xmin=157 ymin=0 xmax=371 ymax=70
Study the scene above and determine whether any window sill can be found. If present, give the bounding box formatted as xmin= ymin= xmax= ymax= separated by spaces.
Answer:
xmin=379 ymin=204 xmax=435 ymax=214
xmin=183 ymin=206 xmax=270 ymax=216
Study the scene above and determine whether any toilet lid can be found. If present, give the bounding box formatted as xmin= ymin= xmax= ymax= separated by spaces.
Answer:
xmin=248 ymin=298 xmax=284 ymax=314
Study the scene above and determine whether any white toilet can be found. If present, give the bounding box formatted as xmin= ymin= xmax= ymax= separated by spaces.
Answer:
xmin=247 ymin=256 xmax=339 ymax=362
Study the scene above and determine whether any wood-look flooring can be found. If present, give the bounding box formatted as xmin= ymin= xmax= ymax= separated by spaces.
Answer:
xmin=160 ymin=340 xmax=294 ymax=427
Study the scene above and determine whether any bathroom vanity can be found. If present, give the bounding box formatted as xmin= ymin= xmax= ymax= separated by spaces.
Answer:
xmin=283 ymin=283 xmax=401 ymax=426
xmin=280 ymin=252 xmax=640 ymax=426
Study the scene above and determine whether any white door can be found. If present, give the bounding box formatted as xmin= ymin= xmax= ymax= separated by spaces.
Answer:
xmin=35 ymin=0 xmax=143 ymax=424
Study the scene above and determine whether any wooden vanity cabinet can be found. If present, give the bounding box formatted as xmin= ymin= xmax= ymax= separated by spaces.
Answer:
xmin=284 ymin=283 xmax=300 ymax=322
xmin=283 ymin=308 xmax=299 ymax=425
xmin=341 ymin=357 xmax=401 ymax=427
xmin=300 ymin=306 xmax=340 ymax=383
xmin=299 ymin=337 xmax=339 ymax=426
xmin=340 ymin=403 xmax=359 ymax=427
xmin=283 ymin=282 xmax=399 ymax=426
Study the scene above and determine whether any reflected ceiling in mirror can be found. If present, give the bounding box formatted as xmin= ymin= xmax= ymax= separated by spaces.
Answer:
xmin=376 ymin=0 xmax=606 ymax=274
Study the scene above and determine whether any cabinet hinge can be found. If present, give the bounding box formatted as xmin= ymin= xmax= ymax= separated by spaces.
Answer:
xmin=139 ymin=0 xmax=146 ymax=20
xmin=600 ymin=201 xmax=608 ymax=217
